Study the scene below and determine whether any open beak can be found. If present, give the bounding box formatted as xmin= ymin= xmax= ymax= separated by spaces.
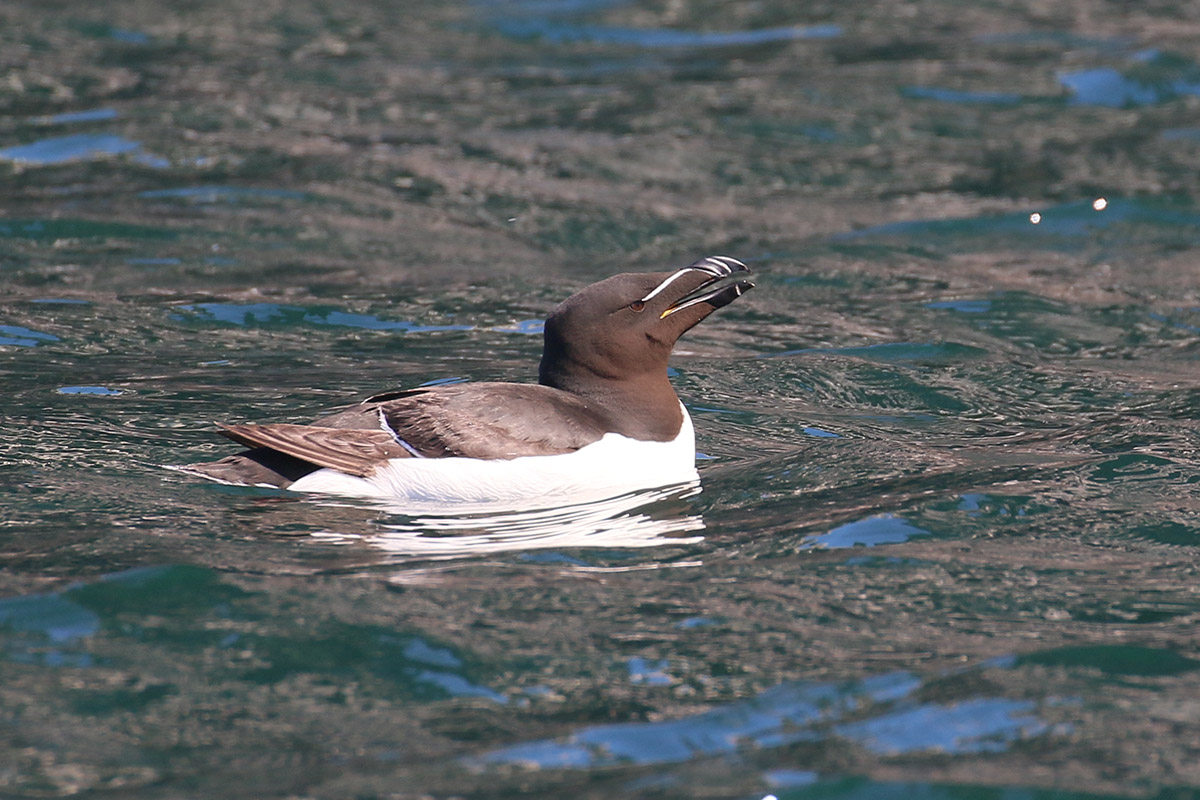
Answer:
xmin=660 ymin=256 xmax=754 ymax=319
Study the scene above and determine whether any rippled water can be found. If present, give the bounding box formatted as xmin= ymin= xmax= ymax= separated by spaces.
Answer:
xmin=2 ymin=1 xmax=1199 ymax=797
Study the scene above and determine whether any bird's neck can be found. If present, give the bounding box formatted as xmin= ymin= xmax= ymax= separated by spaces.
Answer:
xmin=539 ymin=364 xmax=683 ymax=442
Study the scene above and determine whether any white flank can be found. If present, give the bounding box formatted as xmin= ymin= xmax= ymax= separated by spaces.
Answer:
xmin=287 ymin=404 xmax=699 ymax=510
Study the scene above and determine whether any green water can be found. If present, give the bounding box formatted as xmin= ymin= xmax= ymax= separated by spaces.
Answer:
xmin=2 ymin=1 xmax=1199 ymax=797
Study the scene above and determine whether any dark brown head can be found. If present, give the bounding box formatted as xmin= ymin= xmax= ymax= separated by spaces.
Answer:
xmin=538 ymin=256 xmax=753 ymax=406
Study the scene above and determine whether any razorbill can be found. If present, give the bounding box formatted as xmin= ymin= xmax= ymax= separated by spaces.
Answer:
xmin=176 ymin=256 xmax=753 ymax=503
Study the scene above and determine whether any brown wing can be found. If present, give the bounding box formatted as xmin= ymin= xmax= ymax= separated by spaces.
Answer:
xmin=218 ymin=423 xmax=410 ymax=477
xmin=372 ymin=383 xmax=615 ymax=459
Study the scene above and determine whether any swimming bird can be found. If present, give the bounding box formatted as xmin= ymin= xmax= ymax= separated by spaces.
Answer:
xmin=176 ymin=256 xmax=753 ymax=504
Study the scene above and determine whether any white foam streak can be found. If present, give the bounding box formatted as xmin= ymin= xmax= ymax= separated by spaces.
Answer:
xmin=309 ymin=480 xmax=705 ymax=560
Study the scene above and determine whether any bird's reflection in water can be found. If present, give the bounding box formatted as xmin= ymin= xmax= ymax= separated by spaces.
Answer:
xmin=304 ymin=480 xmax=705 ymax=561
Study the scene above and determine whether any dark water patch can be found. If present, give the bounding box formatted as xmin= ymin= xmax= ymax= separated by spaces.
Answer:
xmin=0 ymin=217 xmax=178 ymax=240
xmin=720 ymin=116 xmax=844 ymax=144
xmin=840 ymin=197 xmax=1200 ymax=243
xmin=921 ymin=290 xmax=1144 ymax=354
xmin=72 ymin=22 xmax=152 ymax=45
xmin=1021 ymin=645 xmax=1200 ymax=677
xmin=765 ymin=341 xmax=988 ymax=366
xmin=974 ymin=31 xmax=1133 ymax=49
xmin=69 ymin=682 xmax=175 ymax=715
xmin=0 ymin=132 xmax=167 ymax=167
xmin=139 ymin=185 xmax=310 ymax=204
xmin=490 ymin=18 xmax=842 ymax=47
xmin=829 ymin=38 xmax=946 ymax=65
xmin=1089 ymin=453 xmax=1181 ymax=483
xmin=1126 ymin=520 xmax=1200 ymax=547
xmin=902 ymin=86 xmax=1023 ymax=105
xmin=476 ymin=0 xmax=633 ymax=16
xmin=234 ymin=625 xmax=504 ymax=702
xmin=4 ymin=565 xmax=508 ymax=704
xmin=69 ymin=565 xmax=248 ymax=618
xmin=768 ymin=777 xmax=1156 ymax=799
xmin=535 ymin=206 xmax=680 ymax=253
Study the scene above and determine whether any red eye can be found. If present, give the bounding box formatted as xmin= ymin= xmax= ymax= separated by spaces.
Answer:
xmin=629 ymin=300 xmax=646 ymax=313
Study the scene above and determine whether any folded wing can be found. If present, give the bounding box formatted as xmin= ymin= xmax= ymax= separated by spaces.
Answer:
xmin=219 ymin=423 xmax=409 ymax=477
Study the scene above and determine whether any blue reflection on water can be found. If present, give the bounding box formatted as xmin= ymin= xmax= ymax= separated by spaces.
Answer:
xmin=1162 ymin=127 xmax=1200 ymax=142
xmin=0 ymin=593 xmax=100 ymax=643
xmin=1059 ymin=51 xmax=1200 ymax=107
xmin=802 ymin=514 xmax=931 ymax=550
xmin=1060 ymin=68 xmax=1157 ymax=106
xmin=0 ymin=133 xmax=167 ymax=167
xmin=926 ymin=299 xmax=993 ymax=314
xmin=176 ymin=302 xmax=473 ymax=332
xmin=0 ymin=324 xmax=60 ymax=347
xmin=628 ymin=657 xmax=672 ymax=685
xmin=476 ymin=662 xmax=1055 ymax=771
xmin=127 ymin=257 xmax=183 ymax=266
xmin=108 ymin=27 xmax=151 ymax=44
xmin=835 ymin=697 xmax=1046 ymax=754
xmin=58 ymin=386 xmax=123 ymax=396
xmin=492 ymin=318 xmax=545 ymax=334
xmin=37 ymin=108 xmax=120 ymax=125
xmin=476 ymin=671 xmax=921 ymax=767
xmin=0 ymin=592 xmax=100 ymax=669
xmin=415 ymin=670 xmax=508 ymax=703
xmin=404 ymin=637 xmax=463 ymax=669
xmin=765 ymin=768 xmax=819 ymax=788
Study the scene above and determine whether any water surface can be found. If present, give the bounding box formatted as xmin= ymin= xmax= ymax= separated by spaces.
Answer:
xmin=1 ymin=0 xmax=1198 ymax=798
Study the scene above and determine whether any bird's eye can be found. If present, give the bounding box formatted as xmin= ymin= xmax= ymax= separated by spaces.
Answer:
xmin=629 ymin=300 xmax=646 ymax=313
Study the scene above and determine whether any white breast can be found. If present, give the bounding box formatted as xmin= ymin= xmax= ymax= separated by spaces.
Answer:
xmin=287 ymin=403 xmax=698 ymax=511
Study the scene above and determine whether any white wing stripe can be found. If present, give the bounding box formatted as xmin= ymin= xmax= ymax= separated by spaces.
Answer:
xmin=378 ymin=407 xmax=426 ymax=458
